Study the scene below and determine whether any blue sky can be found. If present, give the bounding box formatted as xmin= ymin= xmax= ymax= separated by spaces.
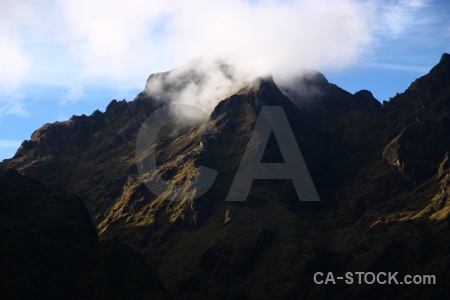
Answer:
xmin=1 ymin=0 xmax=449 ymax=161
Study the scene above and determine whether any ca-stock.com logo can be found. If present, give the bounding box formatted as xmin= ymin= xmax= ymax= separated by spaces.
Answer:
xmin=135 ymin=104 xmax=320 ymax=202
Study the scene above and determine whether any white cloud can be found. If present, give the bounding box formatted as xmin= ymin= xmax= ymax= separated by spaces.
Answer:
xmin=2 ymin=0 xmax=378 ymax=84
xmin=58 ymin=0 xmax=176 ymax=81
xmin=0 ymin=35 xmax=30 ymax=92
xmin=0 ymin=0 xmax=37 ymax=117
xmin=379 ymin=0 xmax=429 ymax=38
xmin=164 ymin=0 xmax=376 ymax=78
xmin=363 ymin=62 xmax=429 ymax=73
xmin=145 ymin=58 xmax=248 ymax=116
xmin=62 ymin=85 xmax=84 ymax=104
xmin=0 ymin=0 xmax=447 ymax=117
xmin=56 ymin=0 xmax=378 ymax=114
xmin=0 ymin=93 xmax=28 ymax=117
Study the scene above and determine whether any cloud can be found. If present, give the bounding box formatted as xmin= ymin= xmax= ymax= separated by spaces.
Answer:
xmin=62 ymin=85 xmax=84 ymax=104
xmin=61 ymin=0 xmax=377 ymax=79
xmin=141 ymin=0 xmax=377 ymax=115
xmin=145 ymin=58 xmax=248 ymax=117
xmin=363 ymin=62 xmax=430 ymax=73
xmin=379 ymin=0 xmax=429 ymax=38
xmin=0 ymin=93 xmax=28 ymax=117
xmin=170 ymin=1 xmax=374 ymax=84
xmin=0 ymin=1 xmax=33 ymax=117
xmin=2 ymin=0 xmax=378 ymax=83
xmin=0 ymin=0 xmax=447 ymax=117
xmin=0 ymin=35 xmax=30 ymax=92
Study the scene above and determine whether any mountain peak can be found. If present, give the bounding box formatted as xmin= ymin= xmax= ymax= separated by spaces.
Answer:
xmin=427 ymin=52 xmax=450 ymax=76
xmin=440 ymin=52 xmax=450 ymax=64
xmin=211 ymin=75 xmax=296 ymax=122
xmin=353 ymin=89 xmax=381 ymax=112
xmin=236 ymin=75 xmax=276 ymax=96
xmin=400 ymin=52 xmax=450 ymax=104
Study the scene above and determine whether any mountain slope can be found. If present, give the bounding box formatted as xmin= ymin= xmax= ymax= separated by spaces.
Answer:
xmin=2 ymin=53 xmax=450 ymax=299
xmin=0 ymin=169 xmax=170 ymax=299
xmin=336 ymin=53 xmax=450 ymax=218
xmin=279 ymin=70 xmax=383 ymax=201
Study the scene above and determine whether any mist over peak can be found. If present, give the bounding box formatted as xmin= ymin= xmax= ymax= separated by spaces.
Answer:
xmin=142 ymin=57 xmax=344 ymax=120
xmin=144 ymin=58 xmax=249 ymax=116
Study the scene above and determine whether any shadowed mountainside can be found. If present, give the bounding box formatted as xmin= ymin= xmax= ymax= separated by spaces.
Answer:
xmin=0 ymin=169 xmax=170 ymax=299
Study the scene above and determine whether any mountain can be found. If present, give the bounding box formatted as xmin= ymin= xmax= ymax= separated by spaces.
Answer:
xmin=0 ymin=169 xmax=170 ymax=299
xmin=1 ymin=53 xmax=450 ymax=299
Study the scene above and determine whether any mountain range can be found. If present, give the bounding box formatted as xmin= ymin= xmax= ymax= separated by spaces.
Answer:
xmin=1 ymin=53 xmax=450 ymax=299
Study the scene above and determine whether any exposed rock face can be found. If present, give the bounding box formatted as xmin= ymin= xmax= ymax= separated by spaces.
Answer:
xmin=1 ymin=53 xmax=450 ymax=299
